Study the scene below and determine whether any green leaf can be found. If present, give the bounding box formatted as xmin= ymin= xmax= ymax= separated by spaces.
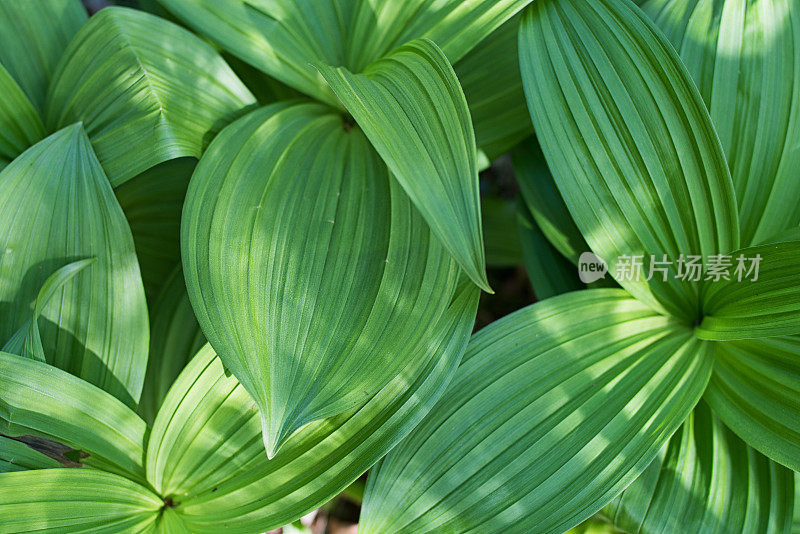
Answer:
xmin=519 ymin=0 xmax=740 ymax=321
xmin=183 ymin=102 xmax=473 ymax=456
xmin=3 ymin=259 xmax=96 ymax=362
xmin=138 ymin=266 xmax=205 ymax=425
xmin=359 ymin=289 xmax=714 ymax=534
xmin=482 ymin=197 xmax=523 ymax=268
xmin=517 ymin=200 xmax=585 ymax=300
xmin=156 ymin=0 xmax=532 ymax=104
xmin=0 ymin=124 xmax=149 ymax=407
xmin=453 ymin=14 xmax=531 ymax=160
xmin=0 ymin=352 xmax=148 ymax=482
xmin=697 ymin=240 xmax=800 ymax=340
xmin=0 ymin=469 xmax=161 ymax=533
xmin=0 ymin=63 xmax=44 ymax=160
xmin=636 ymin=0 xmax=800 ymax=246
xmin=702 ymin=335 xmax=800 ymax=471
xmin=45 ymin=6 xmax=256 ymax=187
xmin=512 ymin=136 xmax=588 ymax=265
xmin=0 ymin=0 xmax=87 ymax=112
xmin=0 ymin=436 xmax=61 ymax=473
xmin=317 ymin=39 xmax=490 ymax=292
xmin=605 ymin=402 xmax=795 ymax=534
xmin=115 ymin=158 xmax=196 ymax=304
xmin=144 ymin=281 xmax=477 ymax=532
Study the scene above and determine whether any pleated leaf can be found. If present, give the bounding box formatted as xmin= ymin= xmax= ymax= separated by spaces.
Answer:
xmin=183 ymin=102 xmax=470 ymax=457
xmin=703 ymin=335 xmax=800 ymax=471
xmin=0 ymin=124 xmax=149 ymax=407
xmin=0 ymin=469 xmax=161 ymax=533
xmin=45 ymin=7 xmax=256 ymax=187
xmin=0 ymin=436 xmax=60 ymax=473
xmin=0 ymin=0 xmax=87 ymax=112
xmin=317 ymin=39 xmax=490 ymax=291
xmin=636 ymin=0 xmax=800 ymax=246
xmin=144 ymin=280 xmax=477 ymax=532
xmin=697 ymin=240 xmax=800 ymax=340
xmin=0 ymin=352 xmax=148 ymax=482
xmin=519 ymin=0 xmax=740 ymax=321
xmin=0 ymin=63 xmax=44 ymax=161
xmin=605 ymin=401 xmax=795 ymax=534
xmin=138 ymin=266 xmax=205 ymax=425
xmin=156 ymin=0 xmax=532 ymax=104
xmin=359 ymin=289 xmax=714 ymax=534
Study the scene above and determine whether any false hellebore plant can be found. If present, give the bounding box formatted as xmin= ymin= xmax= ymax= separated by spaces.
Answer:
xmin=0 ymin=0 xmax=799 ymax=533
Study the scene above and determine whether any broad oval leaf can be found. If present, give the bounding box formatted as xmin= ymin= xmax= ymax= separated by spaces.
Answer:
xmin=519 ymin=0 xmax=740 ymax=321
xmin=0 ymin=123 xmax=149 ymax=407
xmin=183 ymin=102 xmax=469 ymax=456
xmin=697 ymin=240 xmax=800 ymax=340
xmin=703 ymin=335 xmax=800 ymax=471
xmin=144 ymin=280 xmax=477 ymax=532
xmin=317 ymin=39 xmax=490 ymax=291
xmin=605 ymin=401 xmax=795 ymax=534
xmin=0 ymin=351 xmax=148 ymax=482
xmin=0 ymin=469 xmax=161 ymax=533
xmin=359 ymin=289 xmax=714 ymax=534
xmin=0 ymin=63 xmax=44 ymax=161
xmin=636 ymin=0 xmax=800 ymax=246
xmin=45 ymin=6 xmax=256 ymax=187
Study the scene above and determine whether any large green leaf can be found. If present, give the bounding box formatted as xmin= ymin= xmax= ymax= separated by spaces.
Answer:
xmin=605 ymin=401 xmax=795 ymax=534
xmin=519 ymin=0 xmax=740 ymax=321
xmin=0 ymin=469 xmax=161 ymax=533
xmin=703 ymin=335 xmax=800 ymax=471
xmin=0 ymin=124 xmax=149 ymax=407
xmin=115 ymin=158 xmax=196 ymax=304
xmin=0 ymin=352 xmax=148 ymax=482
xmin=45 ymin=7 xmax=255 ymax=187
xmin=0 ymin=0 xmax=87 ymax=112
xmin=156 ymin=0 xmax=532 ymax=104
xmin=138 ymin=266 xmax=205 ymax=425
xmin=144 ymin=281 xmax=477 ymax=532
xmin=359 ymin=289 xmax=714 ymax=534
xmin=317 ymin=39 xmax=490 ymax=291
xmin=183 ymin=102 xmax=471 ymax=456
xmin=636 ymin=0 xmax=800 ymax=246
xmin=697 ymin=240 xmax=800 ymax=340
xmin=0 ymin=63 xmax=44 ymax=161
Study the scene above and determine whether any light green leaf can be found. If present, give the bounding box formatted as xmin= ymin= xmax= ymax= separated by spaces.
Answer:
xmin=3 ymin=259 xmax=96 ymax=362
xmin=0 ymin=63 xmax=44 ymax=160
xmin=605 ymin=401 xmax=795 ymax=534
xmin=513 ymin=136 xmax=588 ymax=266
xmin=0 ymin=436 xmax=61 ymax=473
xmin=0 ymin=469 xmax=161 ymax=533
xmin=794 ymin=473 xmax=800 ymax=534
xmin=138 ymin=266 xmax=205 ymax=425
xmin=482 ymin=197 xmax=523 ymax=268
xmin=0 ymin=124 xmax=149 ymax=407
xmin=517 ymin=200 xmax=585 ymax=300
xmin=519 ymin=0 xmax=740 ymax=321
xmin=0 ymin=0 xmax=87 ymax=112
xmin=697 ymin=240 xmax=800 ymax=340
xmin=317 ymin=39 xmax=490 ymax=291
xmin=115 ymin=158 xmax=196 ymax=304
xmin=703 ymin=335 xmax=800 ymax=471
xmin=636 ymin=0 xmax=800 ymax=246
xmin=156 ymin=0 xmax=532 ymax=104
xmin=45 ymin=6 xmax=256 ymax=187
xmin=183 ymin=102 xmax=472 ymax=457
xmin=454 ymin=14 xmax=531 ymax=160
xmin=0 ymin=352 xmax=148 ymax=482
xmin=359 ymin=289 xmax=714 ymax=534
xmin=144 ymin=280 xmax=477 ymax=532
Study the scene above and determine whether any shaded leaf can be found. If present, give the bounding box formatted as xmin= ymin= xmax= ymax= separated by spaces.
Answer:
xmin=317 ymin=39 xmax=490 ymax=291
xmin=360 ymin=289 xmax=713 ymax=534
xmin=519 ymin=0 xmax=739 ymax=321
xmin=0 ymin=124 xmax=149 ymax=407
xmin=0 ymin=63 xmax=44 ymax=160
xmin=0 ymin=436 xmax=61 ymax=473
xmin=482 ymin=197 xmax=523 ymax=268
xmin=46 ymin=6 xmax=256 ymax=187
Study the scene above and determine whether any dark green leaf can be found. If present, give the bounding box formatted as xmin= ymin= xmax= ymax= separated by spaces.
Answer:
xmin=0 ymin=63 xmax=44 ymax=160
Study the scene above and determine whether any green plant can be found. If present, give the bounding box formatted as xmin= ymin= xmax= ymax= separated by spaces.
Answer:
xmin=0 ymin=0 xmax=798 ymax=533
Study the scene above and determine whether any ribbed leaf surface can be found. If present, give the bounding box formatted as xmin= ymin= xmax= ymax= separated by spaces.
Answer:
xmin=0 ymin=63 xmax=44 ymax=160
